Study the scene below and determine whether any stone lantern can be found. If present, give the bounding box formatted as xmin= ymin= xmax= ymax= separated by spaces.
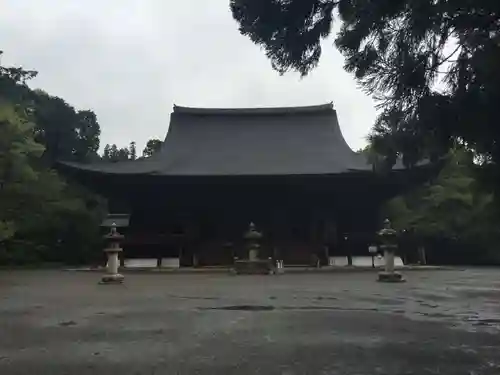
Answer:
xmin=244 ymin=222 xmax=262 ymax=261
xmin=377 ymin=219 xmax=405 ymax=282
xmin=232 ymin=222 xmax=274 ymax=274
xmin=100 ymin=223 xmax=124 ymax=284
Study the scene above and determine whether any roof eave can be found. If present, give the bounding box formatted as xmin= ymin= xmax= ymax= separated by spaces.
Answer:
xmin=172 ymin=102 xmax=334 ymax=116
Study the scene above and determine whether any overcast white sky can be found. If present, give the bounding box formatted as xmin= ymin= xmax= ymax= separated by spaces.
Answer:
xmin=0 ymin=0 xmax=376 ymax=152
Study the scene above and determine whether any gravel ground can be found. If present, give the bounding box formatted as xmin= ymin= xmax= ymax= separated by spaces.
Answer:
xmin=1 ymin=268 xmax=500 ymax=374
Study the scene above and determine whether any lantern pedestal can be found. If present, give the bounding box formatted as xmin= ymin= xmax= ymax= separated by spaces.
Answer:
xmin=377 ymin=249 xmax=405 ymax=282
xmin=378 ymin=271 xmax=405 ymax=282
xmin=100 ymin=248 xmax=124 ymax=284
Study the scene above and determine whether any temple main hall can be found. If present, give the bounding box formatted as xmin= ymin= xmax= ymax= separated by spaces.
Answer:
xmin=60 ymin=103 xmax=436 ymax=267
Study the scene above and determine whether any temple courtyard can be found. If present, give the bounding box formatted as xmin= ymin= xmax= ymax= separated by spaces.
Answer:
xmin=1 ymin=268 xmax=500 ymax=374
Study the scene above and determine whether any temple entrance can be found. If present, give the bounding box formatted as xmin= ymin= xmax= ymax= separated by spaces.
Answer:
xmin=122 ymin=203 xmax=347 ymax=267
xmin=119 ymin=172 xmax=385 ymax=268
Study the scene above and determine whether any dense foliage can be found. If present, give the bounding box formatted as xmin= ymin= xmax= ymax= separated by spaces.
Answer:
xmin=102 ymin=138 xmax=163 ymax=161
xmin=384 ymin=149 xmax=500 ymax=264
xmin=142 ymin=138 xmax=163 ymax=158
xmin=33 ymin=91 xmax=101 ymax=165
xmin=0 ymin=52 xmax=105 ymax=265
xmin=0 ymin=51 xmax=166 ymax=265
xmin=102 ymin=142 xmax=136 ymax=162
xmin=230 ymin=0 xmax=500 ymax=171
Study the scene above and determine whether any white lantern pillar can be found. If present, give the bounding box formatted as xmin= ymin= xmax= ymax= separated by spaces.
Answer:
xmin=100 ymin=223 xmax=124 ymax=284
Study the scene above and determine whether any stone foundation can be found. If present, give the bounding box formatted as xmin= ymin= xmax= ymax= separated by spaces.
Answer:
xmin=100 ymin=273 xmax=124 ymax=284
xmin=377 ymin=271 xmax=406 ymax=283
xmin=232 ymin=259 xmax=275 ymax=275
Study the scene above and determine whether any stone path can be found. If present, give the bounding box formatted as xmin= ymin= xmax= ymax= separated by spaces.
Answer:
xmin=1 ymin=268 xmax=499 ymax=374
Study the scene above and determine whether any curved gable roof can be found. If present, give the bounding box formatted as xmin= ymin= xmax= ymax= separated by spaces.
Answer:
xmin=60 ymin=103 xmax=374 ymax=176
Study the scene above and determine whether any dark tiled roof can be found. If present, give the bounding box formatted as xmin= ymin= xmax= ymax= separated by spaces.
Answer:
xmin=172 ymin=103 xmax=334 ymax=116
xmin=101 ymin=214 xmax=130 ymax=227
xmin=60 ymin=103 xmax=375 ymax=176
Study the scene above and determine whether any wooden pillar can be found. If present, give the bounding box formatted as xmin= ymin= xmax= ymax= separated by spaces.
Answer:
xmin=324 ymin=218 xmax=337 ymax=258
xmin=191 ymin=217 xmax=200 ymax=267
xmin=271 ymin=208 xmax=286 ymax=263
xmin=310 ymin=210 xmax=321 ymax=267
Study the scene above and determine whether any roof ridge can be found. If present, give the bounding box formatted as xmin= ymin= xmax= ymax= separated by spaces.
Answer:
xmin=172 ymin=103 xmax=334 ymax=116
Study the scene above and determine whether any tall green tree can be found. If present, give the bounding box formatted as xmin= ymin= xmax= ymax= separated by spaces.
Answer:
xmin=0 ymin=55 xmax=101 ymax=166
xmin=384 ymin=148 xmax=500 ymax=262
xmin=357 ymin=144 xmax=391 ymax=172
xmin=0 ymin=53 xmax=105 ymax=265
xmin=101 ymin=143 xmax=130 ymax=162
xmin=103 ymin=144 xmax=111 ymax=160
xmin=0 ymin=51 xmax=37 ymax=104
xmin=387 ymin=149 xmax=482 ymax=235
xmin=32 ymin=90 xmax=101 ymax=164
xmin=0 ymin=103 xmax=44 ymax=242
xmin=101 ymin=139 xmax=161 ymax=161
xmin=129 ymin=141 xmax=137 ymax=160
xmin=74 ymin=110 xmax=101 ymax=162
xmin=142 ymin=138 xmax=163 ymax=158
xmin=230 ymin=0 xmax=500 ymax=173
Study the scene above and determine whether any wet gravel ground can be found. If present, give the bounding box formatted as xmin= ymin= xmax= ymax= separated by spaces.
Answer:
xmin=1 ymin=268 xmax=500 ymax=374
